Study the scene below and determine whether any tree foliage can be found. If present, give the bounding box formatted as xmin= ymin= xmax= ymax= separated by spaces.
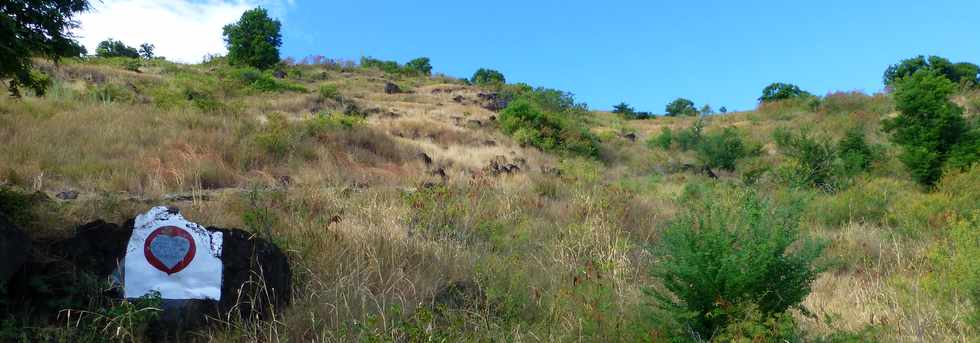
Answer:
xmin=759 ymin=82 xmax=810 ymax=103
xmin=884 ymin=70 xmax=977 ymax=186
xmin=665 ymin=98 xmax=698 ymax=116
xmin=223 ymin=7 xmax=282 ymax=70
xmin=612 ymin=102 xmax=639 ymax=119
xmin=95 ymin=38 xmax=139 ymax=58
xmin=404 ymin=57 xmax=432 ymax=76
xmin=1 ymin=0 xmax=89 ymax=96
xmin=471 ymin=68 xmax=505 ymax=85
xmin=138 ymin=43 xmax=154 ymax=59
xmin=884 ymin=55 xmax=980 ymax=86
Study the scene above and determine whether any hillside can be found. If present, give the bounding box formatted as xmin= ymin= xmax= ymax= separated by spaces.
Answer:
xmin=1 ymin=56 xmax=979 ymax=342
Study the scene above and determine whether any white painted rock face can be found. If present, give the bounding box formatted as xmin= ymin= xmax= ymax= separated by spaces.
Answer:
xmin=123 ymin=206 xmax=223 ymax=300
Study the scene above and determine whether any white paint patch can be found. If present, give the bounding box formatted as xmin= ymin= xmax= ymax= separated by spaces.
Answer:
xmin=124 ymin=206 xmax=223 ymax=300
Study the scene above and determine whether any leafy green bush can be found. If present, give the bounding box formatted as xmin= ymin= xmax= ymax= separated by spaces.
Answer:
xmin=674 ymin=118 xmax=704 ymax=151
xmin=665 ymin=97 xmax=698 ymax=116
xmin=649 ymin=127 xmax=673 ymax=149
xmin=318 ymin=84 xmax=340 ymax=101
xmin=222 ymin=7 xmax=282 ymax=69
xmin=838 ymin=126 xmax=876 ymax=174
xmin=230 ymin=67 xmax=305 ymax=93
xmin=649 ymin=189 xmax=825 ymax=339
xmin=883 ymin=69 xmax=975 ymax=186
xmin=695 ymin=128 xmax=749 ymax=172
xmin=759 ymin=82 xmax=811 ymax=103
xmin=774 ymin=128 xmax=844 ymax=191
xmin=498 ymin=99 xmax=599 ymax=157
xmin=471 ymin=68 xmax=505 ymax=85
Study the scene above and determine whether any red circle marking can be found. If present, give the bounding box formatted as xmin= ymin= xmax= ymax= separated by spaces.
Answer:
xmin=143 ymin=226 xmax=197 ymax=275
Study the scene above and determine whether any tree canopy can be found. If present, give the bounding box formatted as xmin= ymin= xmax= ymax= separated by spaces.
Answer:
xmin=1 ymin=0 xmax=89 ymax=96
xmin=95 ymin=38 xmax=139 ymax=58
xmin=884 ymin=55 xmax=980 ymax=86
xmin=758 ymin=82 xmax=810 ymax=103
xmin=471 ymin=68 xmax=506 ymax=85
xmin=223 ymin=7 xmax=282 ymax=69
xmin=665 ymin=98 xmax=698 ymax=116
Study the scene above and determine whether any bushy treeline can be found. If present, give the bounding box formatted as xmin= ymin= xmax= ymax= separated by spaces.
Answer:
xmin=360 ymin=56 xmax=433 ymax=76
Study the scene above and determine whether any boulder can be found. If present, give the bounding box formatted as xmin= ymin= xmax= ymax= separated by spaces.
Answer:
xmin=56 ymin=190 xmax=79 ymax=200
xmin=384 ymin=82 xmax=401 ymax=94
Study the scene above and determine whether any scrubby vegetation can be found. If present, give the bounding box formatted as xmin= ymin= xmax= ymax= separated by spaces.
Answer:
xmin=0 ymin=4 xmax=978 ymax=342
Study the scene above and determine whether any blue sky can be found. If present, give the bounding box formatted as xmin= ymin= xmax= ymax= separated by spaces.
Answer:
xmin=79 ymin=0 xmax=980 ymax=112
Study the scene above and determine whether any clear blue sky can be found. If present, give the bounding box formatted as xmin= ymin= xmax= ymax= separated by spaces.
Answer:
xmin=276 ymin=0 xmax=980 ymax=112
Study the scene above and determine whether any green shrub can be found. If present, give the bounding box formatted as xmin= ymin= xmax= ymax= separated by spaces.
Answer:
xmin=883 ymin=69 xmax=972 ymax=186
xmin=759 ymin=82 xmax=811 ymax=103
xmin=498 ymin=99 xmax=599 ymax=157
xmin=649 ymin=127 xmax=673 ymax=149
xmin=674 ymin=118 xmax=704 ymax=151
xmin=649 ymin=189 xmax=825 ymax=339
xmin=318 ymin=84 xmax=341 ymax=101
xmin=838 ymin=125 xmax=876 ymax=174
xmin=774 ymin=128 xmax=844 ymax=191
xmin=230 ymin=67 xmax=305 ymax=93
xmin=665 ymin=98 xmax=698 ymax=116
xmin=695 ymin=128 xmax=749 ymax=172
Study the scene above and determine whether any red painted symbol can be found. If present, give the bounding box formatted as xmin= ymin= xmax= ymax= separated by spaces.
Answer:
xmin=144 ymin=226 xmax=197 ymax=275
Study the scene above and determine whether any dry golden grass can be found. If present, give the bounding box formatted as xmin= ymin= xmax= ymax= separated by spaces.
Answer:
xmin=1 ymin=59 xmax=976 ymax=342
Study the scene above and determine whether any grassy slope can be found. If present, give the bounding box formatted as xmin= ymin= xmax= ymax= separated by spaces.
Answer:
xmin=0 ymin=58 xmax=978 ymax=341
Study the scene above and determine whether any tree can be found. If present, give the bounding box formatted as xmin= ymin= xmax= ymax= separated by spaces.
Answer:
xmin=884 ymin=55 xmax=980 ymax=86
xmin=665 ymin=98 xmax=697 ymax=116
xmin=883 ymin=70 xmax=969 ymax=186
xmin=223 ymin=7 xmax=282 ymax=69
xmin=719 ymin=106 xmax=728 ymax=114
xmin=471 ymin=68 xmax=505 ymax=85
xmin=612 ymin=102 xmax=638 ymax=119
xmin=758 ymin=82 xmax=809 ymax=103
xmin=138 ymin=43 xmax=155 ymax=59
xmin=95 ymin=38 xmax=139 ymax=58
xmin=404 ymin=57 xmax=432 ymax=76
xmin=1 ymin=0 xmax=89 ymax=96
xmin=700 ymin=104 xmax=714 ymax=115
